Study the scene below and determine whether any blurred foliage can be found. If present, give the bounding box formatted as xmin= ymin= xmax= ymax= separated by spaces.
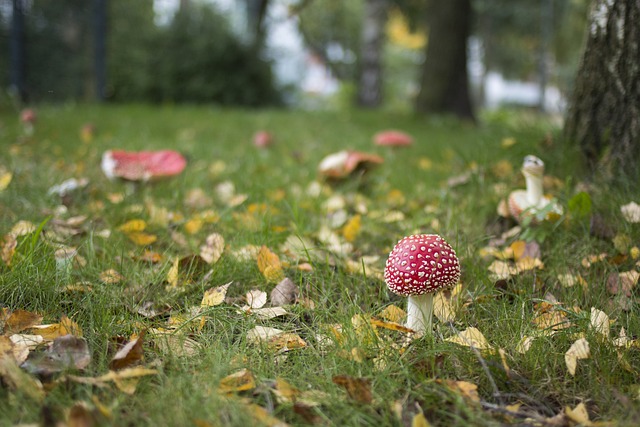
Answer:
xmin=0 ymin=0 xmax=280 ymax=106
xmin=296 ymin=0 xmax=363 ymax=81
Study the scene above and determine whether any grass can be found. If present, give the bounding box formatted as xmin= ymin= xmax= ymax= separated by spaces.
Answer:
xmin=1 ymin=104 xmax=639 ymax=426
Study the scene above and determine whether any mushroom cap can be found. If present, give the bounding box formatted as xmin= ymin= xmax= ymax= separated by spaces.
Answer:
xmin=20 ymin=108 xmax=37 ymax=123
xmin=522 ymin=155 xmax=544 ymax=177
xmin=384 ymin=234 xmax=460 ymax=296
xmin=253 ymin=130 xmax=273 ymax=148
xmin=373 ymin=130 xmax=413 ymax=147
xmin=101 ymin=149 xmax=187 ymax=181
xmin=318 ymin=150 xmax=384 ymax=179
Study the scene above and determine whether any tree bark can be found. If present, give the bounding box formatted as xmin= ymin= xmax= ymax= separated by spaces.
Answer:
xmin=415 ymin=0 xmax=475 ymax=120
xmin=357 ymin=0 xmax=389 ymax=108
xmin=565 ymin=0 xmax=640 ymax=178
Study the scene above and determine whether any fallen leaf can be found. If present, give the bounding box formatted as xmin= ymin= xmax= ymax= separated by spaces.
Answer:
xmin=272 ymin=377 xmax=300 ymax=404
xmin=342 ymin=215 xmax=361 ymax=243
xmin=501 ymin=137 xmax=516 ymax=148
xmin=218 ymin=368 xmax=256 ymax=393
xmin=332 ymin=375 xmax=372 ymax=404
xmin=557 ymin=273 xmax=587 ymax=288
xmin=246 ymin=326 xmax=284 ymax=344
xmin=270 ymin=277 xmax=299 ymax=306
xmin=199 ymin=233 xmax=225 ymax=264
xmin=118 ymin=219 xmax=147 ymax=233
xmin=589 ymin=307 xmax=610 ymax=339
xmin=126 ymin=232 xmax=157 ymax=246
xmin=246 ymin=403 xmax=290 ymax=427
xmin=369 ymin=318 xmax=413 ymax=333
xmin=109 ymin=331 xmax=145 ymax=370
xmin=21 ymin=335 xmax=91 ymax=376
xmin=30 ymin=315 xmax=83 ymax=340
xmin=3 ymin=309 xmax=43 ymax=335
xmin=412 ymin=412 xmax=432 ymax=427
xmin=0 ymin=171 xmax=12 ymax=191
xmin=433 ymin=292 xmax=456 ymax=323
xmin=150 ymin=330 xmax=200 ymax=357
xmin=565 ymin=402 xmax=592 ymax=426
xmin=250 ymin=307 xmax=289 ymax=320
xmin=267 ymin=333 xmax=307 ymax=353
xmin=245 ymin=289 xmax=268 ymax=309
xmin=184 ymin=217 xmax=203 ymax=235
xmin=201 ymin=282 xmax=232 ymax=307
xmin=380 ymin=305 xmax=406 ymax=324
xmin=67 ymin=401 xmax=99 ymax=427
xmin=516 ymin=336 xmax=535 ymax=354
xmin=438 ymin=379 xmax=480 ymax=403
xmin=100 ymin=269 xmax=124 ymax=284
xmin=445 ymin=327 xmax=492 ymax=350
xmin=257 ymin=246 xmax=285 ymax=283
xmin=0 ymin=355 xmax=45 ymax=402
xmin=565 ymin=337 xmax=590 ymax=376
xmin=620 ymin=202 xmax=640 ymax=223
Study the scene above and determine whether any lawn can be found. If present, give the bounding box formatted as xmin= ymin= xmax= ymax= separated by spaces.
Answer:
xmin=1 ymin=104 xmax=639 ymax=426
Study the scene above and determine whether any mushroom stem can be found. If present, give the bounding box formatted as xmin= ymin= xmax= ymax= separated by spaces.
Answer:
xmin=406 ymin=293 xmax=434 ymax=332
xmin=524 ymin=172 xmax=543 ymax=206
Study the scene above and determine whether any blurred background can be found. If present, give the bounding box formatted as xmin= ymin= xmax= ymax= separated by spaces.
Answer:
xmin=1 ymin=0 xmax=589 ymax=114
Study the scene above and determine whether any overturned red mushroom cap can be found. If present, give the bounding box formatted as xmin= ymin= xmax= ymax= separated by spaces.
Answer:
xmin=101 ymin=149 xmax=187 ymax=181
xmin=384 ymin=234 xmax=460 ymax=296
xmin=373 ymin=130 xmax=413 ymax=147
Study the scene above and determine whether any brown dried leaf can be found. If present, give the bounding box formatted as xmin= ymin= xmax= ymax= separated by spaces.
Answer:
xmin=30 ymin=315 xmax=83 ymax=339
xmin=21 ymin=335 xmax=91 ymax=376
xmin=100 ymin=269 xmax=124 ymax=284
xmin=438 ymin=379 xmax=480 ymax=403
xmin=109 ymin=331 xmax=145 ymax=371
xmin=270 ymin=277 xmax=299 ymax=306
xmin=445 ymin=327 xmax=492 ymax=350
xmin=369 ymin=318 xmax=413 ymax=333
xmin=332 ymin=375 xmax=372 ymax=404
xmin=3 ymin=309 xmax=43 ymax=335
xmin=0 ymin=355 xmax=44 ymax=402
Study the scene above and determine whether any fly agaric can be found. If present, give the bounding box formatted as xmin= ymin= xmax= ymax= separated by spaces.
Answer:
xmin=20 ymin=108 xmax=37 ymax=136
xmin=101 ymin=149 xmax=187 ymax=181
xmin=373 ymin=130 xmax=413 ymax=147
xmin=507 ymin=155 xmax=562 ymax=224
xmin=318 ymin=150 xmax=384 ymax=180
xmin=253 ymin=130 xmax=273 ymax=148
xmin=384 ymin=234 xmax=460 ymax=333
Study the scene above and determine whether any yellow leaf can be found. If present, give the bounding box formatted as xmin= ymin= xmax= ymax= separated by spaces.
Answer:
xmin=438 ymin=379 xmax=480 ymax=403
xmin=246 ymin=403 xmax=290 ymax=427
xmin=0 ymin=172 xmax=12 ymax=191
xmin=516 ymin=336 xmax=534 ymax=354
xmin=510 ymin=240 xmax=526 ymax=261
xmin=433 ymin=292 xmax=456 ymax=323
xmin=201 ymin=282 xmax=232 ymax=307
xmin=272 ymin=377 xmax=300 ymax=404
xmin=166 ymin=257 xmax=180 ymax=288
xmin=30 ymin=315 xmax=83 ymax=339
xmin=118 ymin=219 xmax=146 ymax=233
xmin=218 ymin=368 xmax=256 ymax=393
xmin=342 ymin=215 xmax=361 ymax=243
xmin=369 ymin=318 xmax=413 ymax=333
xmin=257 ymin=246 xmax=284 ymax=282
xmin=332 ymin=375 xmax=372 ymax=404
xmin=445 ymin=327 xmax=492 ymax=350
xmin=380 ymin=305 xmax=406 ymax=324
xmin=411 ymin=412 xmax=432 ymax=427
xmin=515 ymin=257 xmax=544 ymax=271
xmin=184 ymin=217 xmax=203 ymax=235
xmin=565 ymin=338 xmax=590 ymax=376
xmin=501 ymin=137 xmax=516 ymax=148
xmin=565 ymin=402 xmax=592 ymax=426
xmin=126 ymin=231 xmax=157 ymax=246
xmin=100 ymin=269 xmax=124 ymax=284
xmin=418 ymin=157 xmax=433 ymax=171
xmin=1 ymin=234 xmax=17 ymax=266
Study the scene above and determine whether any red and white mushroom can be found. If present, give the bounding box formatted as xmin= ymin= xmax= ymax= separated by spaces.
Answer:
xmin=253 ymin=130 xmax=273 ymax=148
xmin=507 ymin=155 xmax=562 ymax=223
xmin=101 ymin=149 xmax=187 ymax=181
xmin=20 ymin=108 xmax=37 ymax=136
xmin=384 ymin=234 xmax=460 ymax=333
xmin=373 ymin=130 xmax=413 ymax=147
xmin=318 ymin=150 xmax=384 ymax=179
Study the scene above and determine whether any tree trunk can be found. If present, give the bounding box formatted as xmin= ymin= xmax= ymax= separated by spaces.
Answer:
xmin=415 ymin=0 xmax=474 ymax=120
xmin=357 ymin=0 xmax=389 ymax=108
xmin=565 ymin=0 xmax=640 ymax=179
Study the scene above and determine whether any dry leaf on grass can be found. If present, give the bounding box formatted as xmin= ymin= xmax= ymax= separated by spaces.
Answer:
xmin=565 ymin=337 xmax=590 ymax=376
xmin=380 ymin=305 xmax=406 ymax=324
xmin=271 ymin=278 xmax=299 ymax=306
xmin=0 ymin=355 xmax=45 ymax=402
xmin=620 ymin=202 xmax=640 ymax=223
xmin=589 ymin=307 xmax=610 ymax=339
xmin=201 ymin=282 xmax=232 ymax=307
xmin=332 ymin=375 xmax=372 ymax=404
xmin=445 ymin=327 xmax=492 ymax=350
xmin=257 ymin=246 xmax=285 ymax=283
xmin=218 ymin=368 xmax=256 ymax=393
xmin=21 ymin=335 xmax=91 ymax=376
xmin=3 ymin=309 xmax=43 ymax=335
xmin=438 ymin=379 xmax=480 ymax=403
xmin=109 ymin=331 xmax=145 ymax=370
xmin=199 ymin=233 xmax=224 ymax=264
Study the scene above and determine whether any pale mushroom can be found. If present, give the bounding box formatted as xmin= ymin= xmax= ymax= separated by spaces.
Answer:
xmin=507 ymin=155 xmax=563 ymax=223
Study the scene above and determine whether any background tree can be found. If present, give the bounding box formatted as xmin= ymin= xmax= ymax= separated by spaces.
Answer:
xmin=564 ymin=0 xmax=640 ymax=179
xmin=415 ymin=0 xmax=474 ymax=119
xmin=356 ymin=0 xmax=389 ymax=107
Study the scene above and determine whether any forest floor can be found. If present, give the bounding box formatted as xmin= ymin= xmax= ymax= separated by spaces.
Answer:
xmin=1 ymin=105 xmax=639 ymax=426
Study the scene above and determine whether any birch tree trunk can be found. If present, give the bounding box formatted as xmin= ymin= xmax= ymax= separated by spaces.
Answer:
xmin=564 ymin=0 xmax=640 ymax=178
xmin=357 ymin=0 xmax=389 ymax=108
